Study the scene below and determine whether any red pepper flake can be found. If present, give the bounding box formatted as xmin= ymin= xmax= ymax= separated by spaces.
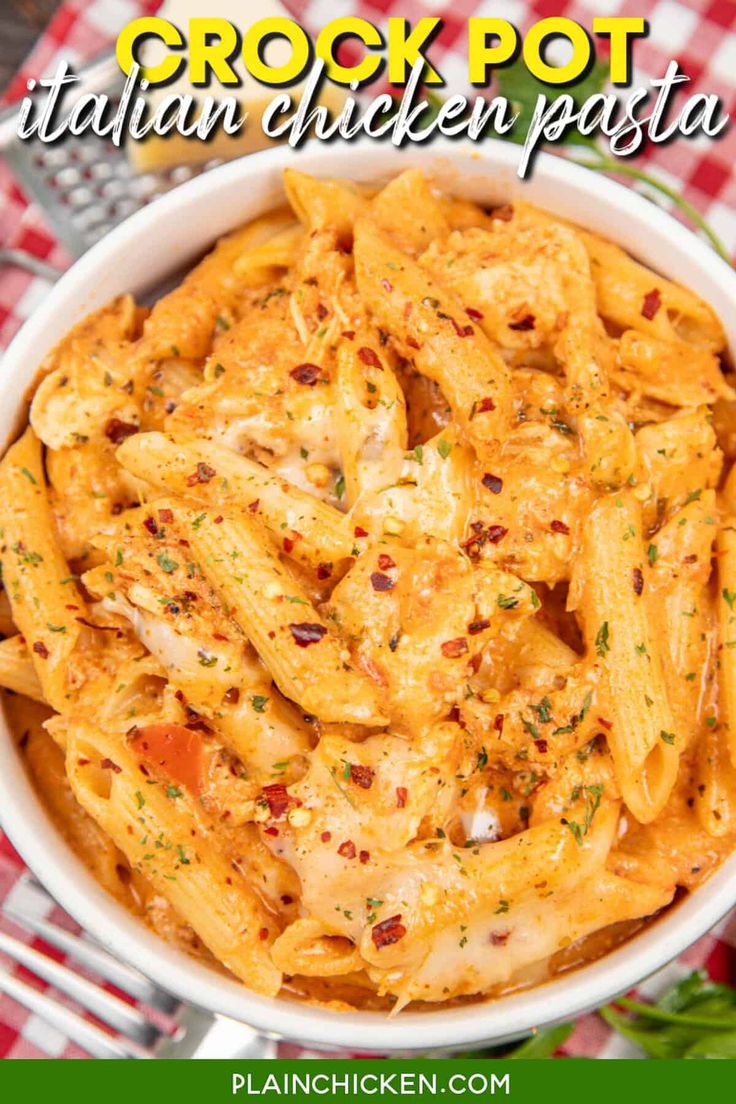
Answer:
xmin=535 ymin=739 xmax=549 ymax=754
xmin=597 ymin=716 xmax=612 ymax=730
xmin=450 ymin=317 xmax=474 ymax=337
xmin=317 ymin=562 xmax=333 ymax=580
xmin=281 ymin=894 xmax=293 ymax=905
xmin=259 ymin=927 xmax=269 ymax=941
xmin=321 ymin=831 xmax=332 ymax=843
xmin=247 ymin=499 xmax=260 ymax=513
xmin=493 ymin=713 xmax=505 ymax=733
xmin=143 ymin=515 xmax=158 ymax=536
xmin=371 ymin=914 xmax=406 ymax=949
xmin=359 ymin=850 xmax=370 ymax=864
xmin=349 ymin=764 xmax=375 ymax=789
xmin=377 ymin=553 xmax=396 ymax=571
xmin=283 ymin=536 xmax=294 ymax=554
xmin=475 ymin=397 xmax=496 ymax=414
xmin=406 ymin=335 xmax=420 ymax=350
xmin=487 ymin=525 xmax=508 ymax=544
xmin=441 ymin=637 xmax=468 ymax=659
xmin=380 ymin=278 xmax=393 ymax=293
xmin=482 ymin=473 xmax=503 ymax=494
xmin=100 ymin=758 xmax=122 ymax=774
xmin=76 ymin=758 xmax=90 ymax=766
xmin=370 ymin=571 xmax=394 ymax=592
xmin=338 ymin=840 xmax=356 ymax=859
xmin=290 ymin=363 xmax=321 ymax=386
xmin=403 ymin=302 xmax=413 ymax=320
xmin=186 ymin=462 xmax=216 ymax=486
xmin=316 ymin=303 xmax=328 ymax=321
xmin=396 ymin=786 xmax=408 ymax=808
xmin=354 ymin=526 xmax=369 ymax=538
xmin=32 ymin=641 xmax=49 ymax=659
xmin=468 ymin=618 xmax=491 ymax=635
xmin=262 ymin=783 xmax=290 ymax=820
xmin=358 ymin=347 xmax=381 ymax=368
xmin=466 ymin=307 xmax=484 ymax=321
xmin=223 ymin=687 xmax=240 ymax=705
xmin=632 ymin=567 xmax=644 ymax=596
xmin=158 ymin=508 xmax=174 ymax=524
xmin=490 ymin=930 xmax=510 ymax=946
xmin=509 ymin=314 xmax=535 ymax=332
xmin=550 ymin=519 xmax=570 ymax=535
xmin=289 ymin=622 xmax=327 ymax=647
xmin=104 ymin=418 xmax=139 ymax=444
xmin=265 ymin=826 xmax=280 ymax=837
xmin=641 ymin=289 xmax=662 ymax=320
xmin=341 ymin=330 xmax=355 ymax=340
xmin=213 ymin=515 xmax=223 ymax=524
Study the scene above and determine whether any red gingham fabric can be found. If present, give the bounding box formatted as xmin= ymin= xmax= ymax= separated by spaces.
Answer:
xmin=0 ymin=0 xmax=735 ymax=1060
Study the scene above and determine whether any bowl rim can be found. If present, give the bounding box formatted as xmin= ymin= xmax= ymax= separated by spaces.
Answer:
xmin=1 ymin=136 xmax=735 ymax=1053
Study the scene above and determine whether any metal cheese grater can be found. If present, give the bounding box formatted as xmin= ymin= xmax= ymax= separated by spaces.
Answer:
xmin=0 ymin=52 xmax=223 ymax=274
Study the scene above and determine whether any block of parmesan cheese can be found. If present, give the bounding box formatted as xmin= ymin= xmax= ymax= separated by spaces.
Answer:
xmin=126 ymin=0 xmax=345 ymax=172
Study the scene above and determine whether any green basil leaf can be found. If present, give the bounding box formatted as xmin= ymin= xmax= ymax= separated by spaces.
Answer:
xmin=506 ymin=1023 xmax=574 ymax=1058
xmin=684 ymin=1030 xmax=736 ymax=1059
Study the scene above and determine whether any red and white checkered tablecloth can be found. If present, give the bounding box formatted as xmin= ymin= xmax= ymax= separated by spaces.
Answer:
xmin=0 ymin=0 xmax=735 ymax=1060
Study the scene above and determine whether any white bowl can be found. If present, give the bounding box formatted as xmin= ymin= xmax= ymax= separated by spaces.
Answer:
xmin=1 ymin=139 xmax=735 ymax=1053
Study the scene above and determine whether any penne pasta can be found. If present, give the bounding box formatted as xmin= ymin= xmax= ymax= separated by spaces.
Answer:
xmin=66 ymin=720 xmax=282 ymax=994
xmin=0 ymin=635 xmax=45 ymax=702
xmin=574 ymin=492 xmax=680 ymax=823
xmin=334 ymin=331 xmax=407 ymax=505
xmin=0 ymin=428 xmax=88 ymax=711
xmin=169 ymin=502 xmax=387 ymax=727
xmin=648 ymin=492 xmax=717 ymax=744
xmin=369 ymin=168 xmax=450 ymax=254
xmin=3 ymin=168 xmax=732 ymax=1011
xmin=116 ymin=431 xmax=353 ymax=568
xmin=717 ymin=520 xmax=736 ymax=769
xmin=353 ymin=217 xmax=511 ymax=459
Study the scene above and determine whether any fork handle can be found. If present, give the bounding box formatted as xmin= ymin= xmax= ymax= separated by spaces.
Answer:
xmin=0 ymin=968 xmax=151 ymax=1058
xmin=0 ymin=248 xmax=64 ymax=282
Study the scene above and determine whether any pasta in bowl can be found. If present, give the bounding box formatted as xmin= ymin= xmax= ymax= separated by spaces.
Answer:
xmin=1 ymin=146 xmax=736 ymax=1042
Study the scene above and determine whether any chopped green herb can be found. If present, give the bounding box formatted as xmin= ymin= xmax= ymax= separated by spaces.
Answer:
xmin=157 ymin=551 xmax=178 ymax=573
xmin=595 ymin=621 xmax=610 ymax=657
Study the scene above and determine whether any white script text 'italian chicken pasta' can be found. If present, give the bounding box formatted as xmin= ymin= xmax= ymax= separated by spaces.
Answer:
xmin=1 ymin=168 xmax=735 ymax=1011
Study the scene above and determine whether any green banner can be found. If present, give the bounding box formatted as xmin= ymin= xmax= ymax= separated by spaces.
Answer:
xmin=0 ymin=1058 xmax=733 ymax=1101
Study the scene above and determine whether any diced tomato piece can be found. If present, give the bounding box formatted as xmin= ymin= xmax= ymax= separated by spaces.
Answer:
xmin=130 ymin=724 xmax=205 ymax=796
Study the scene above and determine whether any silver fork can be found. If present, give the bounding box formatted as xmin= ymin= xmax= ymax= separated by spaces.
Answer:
xmin=0 ymin=874 xmax=274 ymax=1058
